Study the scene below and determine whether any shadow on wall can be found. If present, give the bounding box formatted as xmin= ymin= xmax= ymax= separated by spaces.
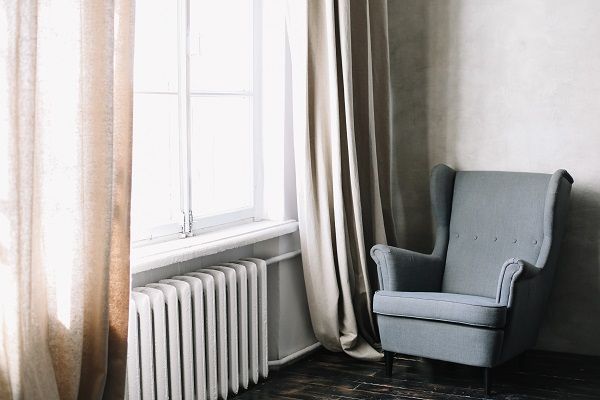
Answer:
xmin=538 ymin=191 xmax=600 ymax=353
xmin=388 ymin=0 xmax=455 ymax=253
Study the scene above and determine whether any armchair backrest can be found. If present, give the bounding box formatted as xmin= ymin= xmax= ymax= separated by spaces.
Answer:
xmin=431 ymin=165 xmax=573 ymax=298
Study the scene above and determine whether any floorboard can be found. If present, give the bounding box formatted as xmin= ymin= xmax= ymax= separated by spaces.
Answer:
xmin=234 ymin=349 xmax=600 ymax=399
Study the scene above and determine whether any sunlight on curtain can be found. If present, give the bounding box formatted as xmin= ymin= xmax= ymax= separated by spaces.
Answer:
xmin=0 ymin=1 xmax=134 ymax=398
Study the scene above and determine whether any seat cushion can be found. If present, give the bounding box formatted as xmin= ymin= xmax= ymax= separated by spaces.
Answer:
xmin=373 ymin=291 xmax=507 ymax=328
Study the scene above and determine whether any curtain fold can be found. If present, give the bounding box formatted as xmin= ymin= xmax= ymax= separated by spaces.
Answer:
xmin=287 ymin=0 xmax=395 ymax=360
xmin=0 ymin=0 xmax=134 ymax=398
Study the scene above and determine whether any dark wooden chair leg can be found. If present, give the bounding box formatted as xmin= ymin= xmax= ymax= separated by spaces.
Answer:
xmin=384 ymin=351 xmax=394 ymax=377
xmin=484 ymin=367 xmax=492 ymax=395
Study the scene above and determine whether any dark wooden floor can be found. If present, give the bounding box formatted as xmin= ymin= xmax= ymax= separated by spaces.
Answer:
xmin=235 ymin=349 xmax=600 ymax=399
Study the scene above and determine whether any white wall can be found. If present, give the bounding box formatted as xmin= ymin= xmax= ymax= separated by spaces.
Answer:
xmin=388 ymin=0 xmax=600 ymax=355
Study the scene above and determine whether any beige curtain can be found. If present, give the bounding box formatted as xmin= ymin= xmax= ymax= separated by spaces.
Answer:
xmin=0 ymin=0 xmax=134 ymax=398
xmin=288 ymin=0 xmax=395 ymax=360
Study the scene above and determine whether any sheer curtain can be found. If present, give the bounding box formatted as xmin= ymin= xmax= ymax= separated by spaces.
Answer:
xmin=287 ymin=0 xmax=396 ymax=360
xmin=0 ymin=1 xmax=134 ymax=398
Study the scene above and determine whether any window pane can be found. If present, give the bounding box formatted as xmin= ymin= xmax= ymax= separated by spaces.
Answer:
xmin=131 ymin=94 xmax=181 ymax=239
xmin=189 ymin=0 xmax=252 ymax=92
xmin=190 ymin=96 xmax=253 ymax=217
xmin=134 ymin=0 xmax=178 ymax=92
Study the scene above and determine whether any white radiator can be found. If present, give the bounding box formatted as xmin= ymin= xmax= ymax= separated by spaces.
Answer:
xmin=126 ymin=258 xmax=268 ymax=400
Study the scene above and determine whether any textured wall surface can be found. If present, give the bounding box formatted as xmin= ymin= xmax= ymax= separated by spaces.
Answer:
xmin=388 ymin=0 xmax=600 ymax=355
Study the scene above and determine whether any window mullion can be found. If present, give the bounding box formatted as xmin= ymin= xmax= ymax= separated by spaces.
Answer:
xmin=252 ymin=0 xmax=262 ymax=221
xmin=177 ymin=0 xmax=193 ymax=236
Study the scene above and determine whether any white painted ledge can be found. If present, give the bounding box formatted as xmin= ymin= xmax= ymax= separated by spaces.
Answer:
xmin=131 ymin=220 xmax=299 ymax=274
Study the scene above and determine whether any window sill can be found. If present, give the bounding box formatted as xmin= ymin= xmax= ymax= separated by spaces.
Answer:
xmin=131 ymin=219 xmax=299 ymax=274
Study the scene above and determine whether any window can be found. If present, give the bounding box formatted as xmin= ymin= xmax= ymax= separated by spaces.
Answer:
xmin=131 ymin=0 xmax=259 ymax=242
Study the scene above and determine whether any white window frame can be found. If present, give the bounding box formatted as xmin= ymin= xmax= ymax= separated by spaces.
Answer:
xmin=133 ymin=0 xmax=262 ymax=244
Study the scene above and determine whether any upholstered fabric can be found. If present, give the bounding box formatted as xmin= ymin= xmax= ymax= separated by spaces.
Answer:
xmin=378 ymin=316 xmax=504 ymax=368
xmin=443 ymin=171 xmax=550 ymax=297
xmin=495 ymin=258 xmax=541 ymax=306
xmin=370 ymin=245 xmax=444 ymax=292
xmin=373 ymin=291 xmax=507 ymax=328
xmin=429 ymin=164 xmax=456 ymax=258
xmin=372 ymin=164 xmax=573 ymax=368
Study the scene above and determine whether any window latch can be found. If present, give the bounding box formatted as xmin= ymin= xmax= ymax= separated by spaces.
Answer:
xmin=187 ymin=210 xmax=194 ymax=236
xmin=181 ymin=210 xmax=194 ymax=238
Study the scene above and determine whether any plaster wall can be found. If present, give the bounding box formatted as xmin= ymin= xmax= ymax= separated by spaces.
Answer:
xmin=388 ymin=0 xmax=600 ymax=355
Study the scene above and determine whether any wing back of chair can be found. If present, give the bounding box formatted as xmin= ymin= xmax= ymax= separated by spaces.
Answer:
xmin=440 ymin=169 xmax=573 ymax=298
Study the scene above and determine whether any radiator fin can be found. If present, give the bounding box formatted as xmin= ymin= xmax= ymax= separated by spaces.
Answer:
xmin=173 ymin=276 xmax=206 ymax=400
xmin=133 ymin=287 xmax=169 ymax=400
xmin=131 ymin=291 xmax=155 ymax=400
xmin=126 ymin=297 xmax=141 ymax=400
xmin=146 ymin=283 xmax=183 ymax=400
xmin=160 ymin=279 xmax=194 ymax=400
xmin=203 ymin=266 xmax=239 ymax=395
xmin=221 ymin=263 xmax=249 ymax=389
xmin=185 ymin=273 xmax=218 ymax=400
xmin=195 ymin=270 xmax=229 ymax=399
xmin=244 ymin=258 xmax=269 ymax=379
xmin=233 ymin=261 xmax=259 ymax=384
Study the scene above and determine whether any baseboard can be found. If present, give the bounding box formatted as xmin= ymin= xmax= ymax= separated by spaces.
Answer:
xmin=268 ymin=342 xmax=322 ymax=370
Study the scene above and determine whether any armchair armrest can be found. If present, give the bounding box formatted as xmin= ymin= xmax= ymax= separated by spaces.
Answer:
xmin=495 ymin=258 xmax=542 ymax=306
xmin=370 ymin=244 xmax=444 ymax=292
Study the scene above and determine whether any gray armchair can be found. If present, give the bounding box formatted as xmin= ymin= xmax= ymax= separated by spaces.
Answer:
xmin=371 ymin=164 xmax=573 ymax=394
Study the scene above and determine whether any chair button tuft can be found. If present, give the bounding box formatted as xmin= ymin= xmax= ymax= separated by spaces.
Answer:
xmin=474 ymin=235 xmax=478 ymax=240
xmin=493 ymin=237 xmax=498 ymax=242
xmin=533 ymin=239 xmax=538 ymax=245
xmin=513 ymin=239 xmax=518 ymax=244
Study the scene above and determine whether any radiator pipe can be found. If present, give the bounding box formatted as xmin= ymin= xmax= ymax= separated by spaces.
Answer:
xmin=265 ymin=249 xmax=302 ymax=266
